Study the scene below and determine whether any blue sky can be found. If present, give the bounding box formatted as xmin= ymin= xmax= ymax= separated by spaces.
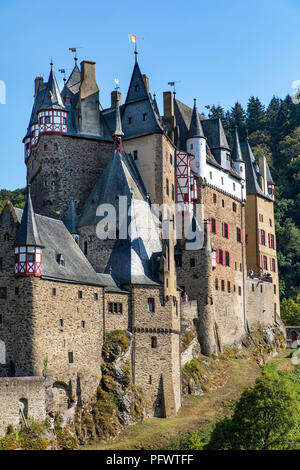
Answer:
xmin=1 ymin=0 xmax=300 ymax=190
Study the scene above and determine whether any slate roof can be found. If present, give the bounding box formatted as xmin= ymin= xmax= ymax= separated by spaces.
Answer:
xmin=120 ymin=62 xmax=165 ymax=139
xmin=61 ymin=64 xmax=81 ymax=135
xmin=266 ymin=161 xmax=275 ymax=184
xmin=78 ymin=145 xmax=161 ymax=286
xmin=14 ymin=208 xmax=106 ymax=287
xmin=14 ymin=186 xmax=43 ymax=247
xmin=201 ymin=118 xmax=230 ymax=151
xmin=25 ymin=81 xmax=47 ymax=137
xmin=188 ymin=99 xmax=205 ymax=139
xmin=231 ymin=127 xmax=244 ymax=162
xmin=241 ymin=140 xmax=273 ymax=200
xmin=39 ymin=66 xmax=65 ymax=111
xmin=64 ymin=199 xmax=78 ymax=234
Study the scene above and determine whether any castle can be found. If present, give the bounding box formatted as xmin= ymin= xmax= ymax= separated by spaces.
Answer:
xmin=0 ymin=52 xmax=282 ymax=435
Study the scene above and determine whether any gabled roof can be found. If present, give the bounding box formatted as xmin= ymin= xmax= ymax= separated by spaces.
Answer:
xmin=201 ymin=118 xmax=230 ymax=151
xmin=39 ymin=66 xmax=65 ymax=111
xmin=14 ymin=208 xmax=106 ymax=287
xmin=120 ymin=62 xmax=164 ymax=139
xmin=241 ymin=139 xmax=273 ymax=200
xmin=231 ymin=127 xmax=244 ymax=162
xmin=187 ymin=99 xmax=205 ymax=139
xmin=14 ymin=186 xmax=43 ymax=247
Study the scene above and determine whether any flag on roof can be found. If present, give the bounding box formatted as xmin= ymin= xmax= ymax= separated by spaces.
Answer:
xmin=69 ymin=47 xmax=76 ymax=52
xmin=205 ymin=105 xmax=211 ymax=109
xmin=128 ymin=34 xmax=136 ymax=43
xmin=168 ymin=82 xmax=175 ymax=86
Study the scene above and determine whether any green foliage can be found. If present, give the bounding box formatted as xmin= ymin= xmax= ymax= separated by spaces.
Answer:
xmin=280 ymin=295 xmax=300 ymax=326
xmin=0 ymin=188 xmax=26 ymax=214
xmin=205 ymin=366 xmax=300 ymax=450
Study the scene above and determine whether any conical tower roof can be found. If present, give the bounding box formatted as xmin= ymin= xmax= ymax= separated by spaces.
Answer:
xmin=232 ymin=126 xmax=244 ymax=162
xmin=14 ymin=186 xmax=43 ymax=247
xmin=187 ymin=99 xmax=204 ymax=139
xmin=39 ymin=64 xmax=65 ymax=111
xmin=64 ymin=200 xmax=78 ymax=234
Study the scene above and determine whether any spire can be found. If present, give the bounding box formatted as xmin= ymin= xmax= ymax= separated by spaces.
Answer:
xmin=39 ymin=64 xmax=65 ymax=111
xmin=113 ymin=100 xmax=124 ymax=152
xmin=187 ymin=99 xmax=204 ymax=139
xmin=64 ymin=200 xmax=78 ymax=234
xmin=14 ymin=185 xmax=43 ymax=247
xmin=232 ymin=126 xmax=244 ymax=162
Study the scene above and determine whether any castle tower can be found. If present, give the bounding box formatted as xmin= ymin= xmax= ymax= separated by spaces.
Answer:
xmin=186 ymin=99 xmax=206 ymax=178
xmin=13 ymin=185 xmax=43 ymax=278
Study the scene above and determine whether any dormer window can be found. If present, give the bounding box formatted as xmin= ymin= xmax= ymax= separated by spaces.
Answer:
xmin=142 ymin=113 xmax=147 ymax=121
xmin=134 ymin=84 xmax=139 ymax=92
xmin=56 ymin=254 xmax=65 ymax=267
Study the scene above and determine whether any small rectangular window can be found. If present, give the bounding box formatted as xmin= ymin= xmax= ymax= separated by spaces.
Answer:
xmin=175 ymin=254 xmax=182 ymax=267
xmin=142 ymin=113 xmax=147 ymax=121
xmin=81 ymin=320 xmax=85 ymax=329
xmin=151 ymin=337 xmax=157 ymax=348
xmin=59 ymin=319 xmax=63 ymax=327
xmin=78 ymin=291 xmax=83 ymax=299
xmin=133 ymin=150 xmax=138 ymax=160
xmin=166 ymin=178 xmax=169 ymax=196
xmin=232 ymin=202 xmax=237 ymax=212
xmin=225 ymin=251 xmax=230 ymax=267
xmin=52 ymin=288 xmax=56 ymax=297
xmin=222 ymin=199 xmax=225 ymax=208
xmin=68 ymin=351 xmax=74 ymax=364
xmin=94 ymin=293 xmax=98 ymax=301
xmin=0 ymin=287 xmax=7 ymax=299
xmin=190 ymin=258 xmax=195 ymax=268
xmin=238 ymin=286 xmax=242 ymax=296
xmin=227 ymin=281 xmax=231 ymax=293
xmin=148 ymin=298 xmax=155 ymax=313
xmin=215 ymin=279 xmax=218 ymax=290
xmin=108 ymin=303 xmax=113 ymax=313
xmin=209 ymin=171 xmax=213 ymax=180
xmin=15 ymin=287 xmax=19 ymax=296
xmin=221 ymin=280 xmax=225 ymax=292
xmin=128 ymin=117 xmax=132 ymax=124
xmin=222 ymin=222 xmax=229 ymax=239
xmin=213 ymin=194 xmax=217 ymax=204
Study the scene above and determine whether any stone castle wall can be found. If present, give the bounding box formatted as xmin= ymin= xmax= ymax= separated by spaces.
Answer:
xmin=27 ymin=134 xmax=113 ymax=220
xmin=0 ymin=377 xmax=46 ymax=436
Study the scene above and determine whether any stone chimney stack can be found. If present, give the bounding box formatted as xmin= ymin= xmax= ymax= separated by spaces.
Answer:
xmin=142 ymin=74 xmax=149 ymax=93
xmin=163 ymin=91 xmax=176 ymax=142
xmin=77 ymin=61 xmax=101 ymax=135
xmin=111 ymin=90 xmax=121 ymax=108
xmin=34 ymin=77 xmax=43 ymax=100
xmin=258 ymin=154 xmax=268 ymax=195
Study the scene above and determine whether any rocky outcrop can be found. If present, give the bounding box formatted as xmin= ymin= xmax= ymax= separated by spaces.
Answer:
xmin=73 ymin=330 xmax=146 ymax=444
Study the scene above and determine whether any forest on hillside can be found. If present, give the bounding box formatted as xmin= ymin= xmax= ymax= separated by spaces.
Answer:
xmin=0 ymin=94 xmax=299 ymax=322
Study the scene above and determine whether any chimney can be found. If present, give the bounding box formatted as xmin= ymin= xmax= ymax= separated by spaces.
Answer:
xmin=258 ymin=155 xmax=268 ymax=195
xmin=142 ymin=74 xmax=149 ymax=93
xmin=34 ymin=77 xmax=43 ymax=100
xmin=111 ymin=90 xmax=121 ymax=108
xmin=79 ymin=61 xmax=99 ymax=99
xmin=163 ymin=91 xmax=176 ymax=142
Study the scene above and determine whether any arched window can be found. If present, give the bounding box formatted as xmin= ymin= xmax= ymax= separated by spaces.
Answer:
xmin=4 ymin=232 xmax=9 ymax=241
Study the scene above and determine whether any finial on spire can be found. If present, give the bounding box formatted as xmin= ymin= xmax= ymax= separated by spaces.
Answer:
xmin=113 ymin=99 xmax=124 ymax=153
xmin=50 ymin=58 xmax=53 ymax=70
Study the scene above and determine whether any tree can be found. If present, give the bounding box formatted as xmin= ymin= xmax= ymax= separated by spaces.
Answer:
xmin=246 ymin=96 xmax=266 ymax=134
xmin=229 ymin=102 xmax=247 ymax=142
xmin=210 ymin=105 xmax=224 ymax=120
xmin=280 ymin=296 xmax=300 ymax=325
xmin=206 ymin=374 xmax=300 ymax=450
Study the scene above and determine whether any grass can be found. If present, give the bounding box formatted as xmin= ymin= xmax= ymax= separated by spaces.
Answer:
xmin=268 ymin=349 xmax=295 ymax=371
xmin=83 ymin=357 xmax=261 ymax=450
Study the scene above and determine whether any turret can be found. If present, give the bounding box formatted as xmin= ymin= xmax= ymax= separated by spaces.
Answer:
xmin=37 ymin=63 xmax=67 ymax=137
xmin=186 ymin=99 xmax=206 ymax=178
xmin=232 ymin=126 xmax=246 ymax=198
xmin=14 ymin=186 xmax=43 ymax=277
xmin=113 ymin=98 xmax=124 ymax=154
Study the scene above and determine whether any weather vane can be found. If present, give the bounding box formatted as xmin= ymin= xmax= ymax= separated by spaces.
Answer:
xmin=114 ymin=78 xmax=120 ymax=90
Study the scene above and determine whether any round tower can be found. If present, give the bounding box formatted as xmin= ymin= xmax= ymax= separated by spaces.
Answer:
xmin=186 ymin=99 xmax=206 ymax=178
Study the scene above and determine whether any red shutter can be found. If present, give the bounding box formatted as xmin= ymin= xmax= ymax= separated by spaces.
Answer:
xmin=210 ymin=217 xmax=212 ymax=232
xmin=228 ymin=224 xmax=230 ymax=239
xmin=216 ymin=249 xmax=219 ymax=264
xmin=215 ymin=219 xmax=217 ymax=234
xmin=222 ymin=222 xmax=224 ymax=237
